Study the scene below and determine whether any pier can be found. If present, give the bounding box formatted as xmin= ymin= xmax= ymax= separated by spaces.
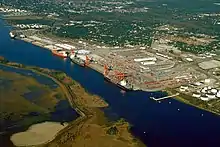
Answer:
xmin=150 ymin=93 xmax=179 ymax=101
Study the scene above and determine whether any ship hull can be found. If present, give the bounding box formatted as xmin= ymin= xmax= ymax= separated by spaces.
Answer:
xmin=70 ymin=59 xmax=85 ymax=67
xmin=104 ymin=76 xmax=132 ymax=91
xmin=52 ymin=51 xmax=67 ymax=58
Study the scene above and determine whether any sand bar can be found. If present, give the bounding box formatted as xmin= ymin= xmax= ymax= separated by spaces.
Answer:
xmin=10 ymin=121 xmax=68 ymax=146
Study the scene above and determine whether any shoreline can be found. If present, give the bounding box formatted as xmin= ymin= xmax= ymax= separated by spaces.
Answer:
xmin=166 ymin=89 xmax=220 ymax=116
xmin=14 ymin=35 xmax=164 ymax=92
xmin=0 ymin=58 xmax=145 ymax=147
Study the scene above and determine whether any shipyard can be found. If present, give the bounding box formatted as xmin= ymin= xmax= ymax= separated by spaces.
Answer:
xmin=8 ymin=30 xmax=220 ymax=94
xmin=8 ymin=29 xmax=220 ymax=115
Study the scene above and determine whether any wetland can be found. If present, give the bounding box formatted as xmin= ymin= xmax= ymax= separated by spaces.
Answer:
xmin=0 ymin=64 xmax=79 ymax=146
xmin=0 ymin=59 xmax=142 ymax=147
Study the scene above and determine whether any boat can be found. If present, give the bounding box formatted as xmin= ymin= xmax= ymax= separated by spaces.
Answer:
xmin=103 ymin=64 xmax=133 ymax=91
xmin=117 ymin=79 xmax=133 ymax=91
xmin=52 ymin=50 xmax=68 ymax=58
xmin=9 ymin=31 xmax=16 ymax=39
xmin=69 ymin=53 xmax=85 ymax=67
xmin=104 ymin=76 xmax=133 ymax=91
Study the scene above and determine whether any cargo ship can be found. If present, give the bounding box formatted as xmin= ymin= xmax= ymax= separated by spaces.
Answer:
xmin=52 ymin=50 xmax=68 ymax=58
xmin=103 ymin=64 xmax=133 ymax=91
xmin=69 ymin=53 xmax=85 ymax=67
xmin=104 ymin=76 xmax=133 ymax=91
xmin=9 ymin=31 xmax=16 ymax=39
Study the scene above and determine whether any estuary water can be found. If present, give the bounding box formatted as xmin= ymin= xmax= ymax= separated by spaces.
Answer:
xmin=0 ymin=18 xmax=220 ymax=147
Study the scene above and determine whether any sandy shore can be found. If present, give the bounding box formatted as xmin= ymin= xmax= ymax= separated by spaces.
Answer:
xmin=10 ymin=121 xmax=68 ymax=146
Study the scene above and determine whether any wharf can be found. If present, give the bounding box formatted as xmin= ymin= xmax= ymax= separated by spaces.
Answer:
xmin=88 ymin=63 xmax=103 ymax=74
xmin=14 ymin=35 xmax=177 ymax=92
xmin=150 ymin=93 xmax=179 ymax=101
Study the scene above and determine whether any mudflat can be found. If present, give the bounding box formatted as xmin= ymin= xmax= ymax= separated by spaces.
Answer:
xmin=10 ymin=122 xmax=68 ymax=146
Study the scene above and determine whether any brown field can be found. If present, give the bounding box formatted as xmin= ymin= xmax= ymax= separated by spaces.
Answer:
xmin=46 ymin=109 xmax=145 ymax=147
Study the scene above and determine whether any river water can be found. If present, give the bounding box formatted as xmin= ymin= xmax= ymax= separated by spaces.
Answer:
xmin=0 ymin=18 xmax=220 ymax=147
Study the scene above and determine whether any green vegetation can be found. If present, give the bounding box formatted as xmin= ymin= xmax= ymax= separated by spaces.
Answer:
xmin=2 ymin=0 xmax=219 ymax=49
xmin=106 ymin=126 xmax=119 ymax=135
xmin=170 ymin=41 xmax=220 ymax=54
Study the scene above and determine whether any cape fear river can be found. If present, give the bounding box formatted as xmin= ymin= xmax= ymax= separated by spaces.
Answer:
xmin=0 ymin=18 xmax=220 ymax=147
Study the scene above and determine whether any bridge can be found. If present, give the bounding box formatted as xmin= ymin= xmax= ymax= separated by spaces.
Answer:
xmin=150 ymin=93 xmax=179 ymax=101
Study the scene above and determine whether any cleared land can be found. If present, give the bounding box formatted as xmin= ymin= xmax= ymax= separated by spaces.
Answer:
xmin=198 ymin=60 xmax=220 ymax=70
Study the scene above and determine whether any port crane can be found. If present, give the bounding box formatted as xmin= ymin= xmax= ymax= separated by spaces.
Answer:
xmin=104 ymin=64 xmax=129 ymax=81
xmin=85 ymin=55 xmax=90 ymax=66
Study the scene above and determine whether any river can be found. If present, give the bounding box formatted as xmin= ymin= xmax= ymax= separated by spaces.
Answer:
xmin=0 ymin=18 xmax=220 ymax=147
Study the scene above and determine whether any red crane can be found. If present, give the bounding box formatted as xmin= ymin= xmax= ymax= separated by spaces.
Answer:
xmin=85 ymin=55 xmax=90 ymax=66
xmin=104 ymin=64 xmax=109 ymax=76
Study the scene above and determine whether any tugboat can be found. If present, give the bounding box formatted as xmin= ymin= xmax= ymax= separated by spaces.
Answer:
xmin=9 ymin=31 xmax=16 ymax=39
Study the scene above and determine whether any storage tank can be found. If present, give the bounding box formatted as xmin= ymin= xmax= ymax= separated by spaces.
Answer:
xmin=211 ymin=89 xmax=218 ymax=94
xmin=200 ymin=97 xmax=209 ymax=101
xmin=216 ymin=92 xmax=220 ymax=98
xmin=206 ymin=93 xmax=216 ymax=99
xmin=192 ymin=93 xmax=201 ymax=98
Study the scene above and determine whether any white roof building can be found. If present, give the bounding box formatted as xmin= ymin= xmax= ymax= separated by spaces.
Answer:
xmin=141 ymin=61 xmax=156 ymax=65
xmin=77 ymin=50 xmax=91 ymax=55
xmin=134 ymin=57 xmax=157 ymax=62
xmin=204 ymin=79 xmax=211 ymax=83
xmin=186 ymin=58 xmax=193 ymax=62
xmin=55 ymin=44 xmax=72 ymax=50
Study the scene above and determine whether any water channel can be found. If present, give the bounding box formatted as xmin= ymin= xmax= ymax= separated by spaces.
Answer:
xmin=0 ymin=18 xmax=220 ymax=147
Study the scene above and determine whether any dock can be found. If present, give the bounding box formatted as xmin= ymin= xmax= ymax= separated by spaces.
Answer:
xmin=150 ymin=93 xmax=179 ymax=101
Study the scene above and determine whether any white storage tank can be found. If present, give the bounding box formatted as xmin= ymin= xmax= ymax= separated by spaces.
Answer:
xmin=208 ymin=86 xmax=212 ymax=90
xmin=200 ymin=97 xmax=209 ymax=101
xmin=206 ymin=93 xmax=216 ymax=99
xmin=216 ymin=92 xmax=220 ymax=98
xmin=211 ymin=89 xmax=218 ymax=94
xmin=192 ymin=93 xmax=201 ymax=98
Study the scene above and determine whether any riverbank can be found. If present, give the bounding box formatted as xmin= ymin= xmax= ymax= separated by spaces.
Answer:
xmin=166 ymin=89 xmax=220 ymax=116
xmin=0 ymin=57 xmax=145 ymax=147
